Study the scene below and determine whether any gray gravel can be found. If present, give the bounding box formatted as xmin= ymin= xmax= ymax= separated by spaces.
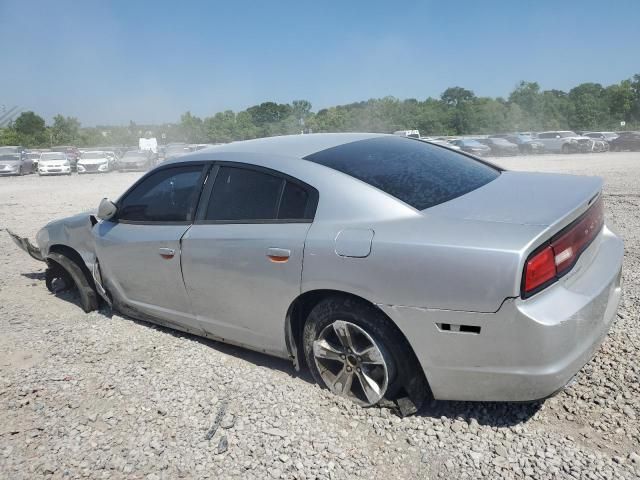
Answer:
xmin=0 ymin=151 xmax=639 ymax=479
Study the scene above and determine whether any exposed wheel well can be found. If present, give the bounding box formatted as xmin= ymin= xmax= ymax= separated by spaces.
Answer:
xmin=48 ymin=244 xmax=95 ymax=290
xmin=286 ymin=290 xmax=415 ymax=369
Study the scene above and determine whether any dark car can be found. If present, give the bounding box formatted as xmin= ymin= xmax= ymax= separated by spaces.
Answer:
xmin=490 ymin=134 xmax=545 ymax=154
xmin=609 ymin=132 xmax=640 ymax=151
xmin=477 ymin=137 xmax=519 ymax=156
xmin=449 ymin=139 xmax=492 ymax=156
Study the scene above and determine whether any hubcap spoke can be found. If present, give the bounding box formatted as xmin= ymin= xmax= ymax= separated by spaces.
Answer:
xmin=332 ymin=366 xmax=354 ymax=395
xmin=332 ymin=320 xmax=355 ymax=351
xmin=313 ymin=339 xmax=344 ymax=362
xmin=356 ymin=369 xmax=383 ymax=405
xmin=358 ymin=345 xmax=384 ymax=364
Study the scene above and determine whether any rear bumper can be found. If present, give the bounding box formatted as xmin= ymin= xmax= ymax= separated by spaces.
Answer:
xmin=380 ymin=225 xmax=623 ymax=401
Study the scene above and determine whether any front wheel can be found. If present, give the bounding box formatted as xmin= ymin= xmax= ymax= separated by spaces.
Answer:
xmin=303 ymin=296 xmax=426 ymax=408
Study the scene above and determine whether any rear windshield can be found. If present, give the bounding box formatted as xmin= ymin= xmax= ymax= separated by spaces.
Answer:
xmin=304 ymin=136 xmax=500 ymax=210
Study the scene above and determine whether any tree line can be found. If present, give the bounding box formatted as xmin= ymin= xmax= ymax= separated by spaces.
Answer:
xmin=2 ymin=74 xmax=639 ymax=149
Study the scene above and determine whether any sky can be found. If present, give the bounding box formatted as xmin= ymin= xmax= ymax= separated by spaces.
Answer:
xmin=1 ymin=0 xmax=639 ymax=126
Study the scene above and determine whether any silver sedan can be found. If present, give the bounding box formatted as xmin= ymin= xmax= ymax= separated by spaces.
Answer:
xmin=9 ymin=133 xmax=623 ymax=414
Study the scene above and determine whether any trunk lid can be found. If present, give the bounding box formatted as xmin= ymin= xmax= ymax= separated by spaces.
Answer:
xmin=427 ymin=171 xmax=602 ymax=231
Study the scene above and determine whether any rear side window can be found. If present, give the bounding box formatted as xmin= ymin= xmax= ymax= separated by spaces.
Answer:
xmin=118 ymin=165 xmax=203 ymax=222
xmin=206 ymin=167 xmax=282 ymax=221
xmin=304 ymin=136 xmax=500 ymax=210
xmin=278 ymin=182 xmax=309 ymax=219
xmin=204 ymin=166 xmax=316 ymax=222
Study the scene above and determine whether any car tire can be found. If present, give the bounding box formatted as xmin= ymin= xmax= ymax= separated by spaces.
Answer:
xmin=46 ymin=252 xmax=99 ymax=313
xmin=561 ymin=144 xmax=571 ymax=154
xmin=303 ymin=295 xmax=428 ymax=410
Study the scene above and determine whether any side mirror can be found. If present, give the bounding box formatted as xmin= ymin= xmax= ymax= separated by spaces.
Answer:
xmin=97 ymin=198 xmax=117 ymax=221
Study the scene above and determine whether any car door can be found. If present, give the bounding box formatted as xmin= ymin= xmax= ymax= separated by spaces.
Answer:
xmin=94 ymin=164 xmax=207 ymax=330
xmin=181 ymin=163 xmax=318 ymax=356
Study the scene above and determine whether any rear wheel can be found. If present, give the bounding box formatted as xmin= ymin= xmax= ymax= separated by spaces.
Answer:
xmin=303 ymin=296 xmax=426 ymax=408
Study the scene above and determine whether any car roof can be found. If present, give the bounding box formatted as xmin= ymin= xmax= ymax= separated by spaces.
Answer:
xmin=170 ymin=133 xmax=386 ymax=163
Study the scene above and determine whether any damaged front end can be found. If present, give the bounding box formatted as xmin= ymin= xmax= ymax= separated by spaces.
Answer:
xmin=6 ymin=215 xmax=106 ymax=313
xmin=6 ymin=229 xmax=45 ymax=262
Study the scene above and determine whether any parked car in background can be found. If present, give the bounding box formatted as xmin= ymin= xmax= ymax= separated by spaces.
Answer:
xmin=118 ymin=150 xmax=153 ymax=172
xmin=449 ymin=139 xmax=491 ymax=156
xmin=490 ymin=134 xmax=545 ymax=154
xmin=420 ymin=138 xmax=462 ymax=151
xmin=8 ymin=133 xmax=623 ymax=410
xmin=77 ymin=151 xmax=111 ymax=174
xmin=38 ymin=152 xmax=72 ymax=176
xmin=51 ymin=146 xmax=80 ymax=171
xmin=536 ymin=131 xmax=592 ymax=153
xmin=477 ymin=137 xmax=519 ymax=156
xmin=609 ymin=132 xmax=640 ymax=151
xmin=583 ymin=132 xmax=618 ymax=143
xmin=162 ymin=143 xmax=192 ymax=161
xmin=0 ymin=146 xmax=32 ymax=175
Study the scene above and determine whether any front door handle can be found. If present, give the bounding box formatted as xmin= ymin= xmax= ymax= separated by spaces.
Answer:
xmin=266 ymin=247 xmax=290 ymax=263
xmin=159 ymin=247 xmax=176 ymax=259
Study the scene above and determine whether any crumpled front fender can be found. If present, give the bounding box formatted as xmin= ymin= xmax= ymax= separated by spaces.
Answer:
xmin=6 ymin=229 xmax=44 ymax=261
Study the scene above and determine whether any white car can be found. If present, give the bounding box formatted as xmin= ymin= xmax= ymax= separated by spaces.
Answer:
xmin=38 ymin=152 xmax=71 ymax=176
xmin=77 ymin=151 xmax=111 ymax=174
xmin=536 ymin=131 xmax=592 ymax=154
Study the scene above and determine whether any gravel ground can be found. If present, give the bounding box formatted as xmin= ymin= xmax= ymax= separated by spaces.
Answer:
xmin=0 ymin=152 xmax=638 ymax=479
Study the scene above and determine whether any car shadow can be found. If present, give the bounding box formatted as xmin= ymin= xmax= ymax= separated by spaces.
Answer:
xmin=21 ymin=271 xmax=313 ymax=383
xmin=99 ymin=305 xmax=316 ymax=386
xmin=21 ymin=272 xmax=46 ymax=280
xmin=415 ymin=397 xmax=543 ymax=426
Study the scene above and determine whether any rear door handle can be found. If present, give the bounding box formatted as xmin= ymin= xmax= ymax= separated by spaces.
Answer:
xmin=159 ymin=247 xmax=176 ymax=259
xmin=266 ymin=247 xmax=290 ymax=263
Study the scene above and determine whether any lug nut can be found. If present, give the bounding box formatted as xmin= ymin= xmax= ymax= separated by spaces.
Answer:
xmin=340 ymin=354 xmax=346 ymax=359
xmin=346 ymin=366 xmax=352 ymax=372
xmin=356 ymin=368 xmax=361 ymax=373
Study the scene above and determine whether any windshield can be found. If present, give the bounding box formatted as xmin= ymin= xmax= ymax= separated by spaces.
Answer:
xmin=0 ymin=154 xmax=20 ymax=161
xmin=463 ymin=140 xmax=484 ymax=147
xmin=305 ymin=136 xmax=500 ymax=210
xmin=26 ymin=153 xmax=41 ymax=159
xmin=559 ymin=132 xmax=578 ymax=138
xmin=41 ymin=153 xmax=66 ymax=161
xmin=81 ymin=152 xmax=106 ymax=159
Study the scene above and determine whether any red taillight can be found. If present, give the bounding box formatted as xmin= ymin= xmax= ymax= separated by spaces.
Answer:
xmin=522 ymin=197 xmax=604 ymax=296
xmin=524 ymin=246 xmax=556 ymax=293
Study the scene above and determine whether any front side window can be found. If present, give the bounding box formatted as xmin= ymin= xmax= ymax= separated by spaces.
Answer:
xmin=118 ymin=165 xmax=203 ymax=222
xmin=305 ymin=136 xmax=500 ymax=211
xmin=205 ymin=166 xmax=315 ymax=222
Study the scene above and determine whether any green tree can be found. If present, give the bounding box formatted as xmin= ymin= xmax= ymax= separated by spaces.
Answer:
xmin=51 ymin=115 xmax=81 ymax=145
xmin=14 ymin=111 xmax=45 ymax=136
xmin=13 ymin=111 xmax=47 ymax=146
xmin=568 ymin=83 xmax=607 ymax=130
